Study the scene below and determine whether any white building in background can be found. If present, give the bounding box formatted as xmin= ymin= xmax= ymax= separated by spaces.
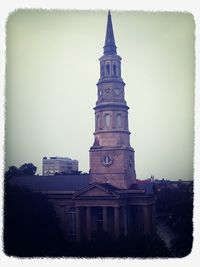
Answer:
xmin=42 ymin=157 xmax=79 ymax=176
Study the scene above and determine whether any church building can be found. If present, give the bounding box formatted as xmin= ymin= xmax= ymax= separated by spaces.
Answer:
xmin=10 ymin=11 xmax=156 ymax=242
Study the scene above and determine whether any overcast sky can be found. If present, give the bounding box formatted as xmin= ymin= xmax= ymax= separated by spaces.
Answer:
xmin=5 ymin=10 xmax=194 ymax=180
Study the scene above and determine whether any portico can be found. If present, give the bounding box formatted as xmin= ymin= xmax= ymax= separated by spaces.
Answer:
xmin=53 ymin=183 xmax=156 ymax=241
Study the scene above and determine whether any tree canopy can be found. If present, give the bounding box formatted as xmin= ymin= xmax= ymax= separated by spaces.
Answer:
xmin=5 ymin=163 xmax=37 ymax=180
xmin=4 ymin=183 xmax=66 ymax=256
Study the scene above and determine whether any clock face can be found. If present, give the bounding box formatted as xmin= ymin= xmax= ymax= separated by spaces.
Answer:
xmin=105 ymin=88 xmax=111 ymax=95
xmin=114 ymin=88 xmax=121 ymax=96
xmin=101 ymin=155 xmax=113 ymax=167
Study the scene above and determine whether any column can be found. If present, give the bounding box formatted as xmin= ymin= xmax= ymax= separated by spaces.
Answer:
xmin=143 ymin=206 xmax=149 ymax=234
xmin=58 ymin=205 xmax=68 ymax=237
xmin=61 ymin=206 xmax=68 ymax=237
xmin=151 ymin=204 xmax=156 ymax=233
xmin=123 ymin=206 xmax=128 ymax=236
xmin=59 ymin=206 xmax=65 ymax=229
xmin=86 ymin=207 xmax=91 ymax=241
xmin=75 ymin=207 xmax=80 ymax=241
xmin=112 ymin=111 xmax=115 ymax=129
xmin=103 ymin=207 xmax=108 ymax=232
xmin=114 ymin=206 xmax=120 ymax=238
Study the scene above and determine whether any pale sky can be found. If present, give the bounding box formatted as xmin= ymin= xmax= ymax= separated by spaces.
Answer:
xmin=5 ymin=10 xmax=194 ymax=180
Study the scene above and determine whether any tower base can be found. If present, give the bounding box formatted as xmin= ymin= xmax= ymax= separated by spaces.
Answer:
xmin=89 ymin=146 xmax=136 ymax=189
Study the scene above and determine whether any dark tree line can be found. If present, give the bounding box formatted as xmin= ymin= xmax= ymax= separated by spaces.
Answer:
xmin=5 ymin=163 xmax=37 ymax=180
xmin=4 ymin=163 xmax=66 ymax=256
xmin=156 ymin=184 xmax=193 ymax=257
xmin=4 ymin=181 xmax=66 ymax=256
xmin=4 ymin=185 xmax=67 ymax=256
xmin=61 ymin=232 xmax=171 ymax=258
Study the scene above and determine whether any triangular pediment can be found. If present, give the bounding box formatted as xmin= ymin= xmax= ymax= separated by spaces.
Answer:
xmin=73 ymin=183 xmax=119 ymax=199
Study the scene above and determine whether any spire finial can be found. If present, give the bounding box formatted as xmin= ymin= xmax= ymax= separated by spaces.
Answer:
xmin=103 ymin=10 xmax=117 ymax=55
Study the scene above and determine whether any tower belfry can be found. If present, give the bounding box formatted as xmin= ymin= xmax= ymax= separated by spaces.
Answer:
xmin=89 ymin=11 xmax=136 ymax=189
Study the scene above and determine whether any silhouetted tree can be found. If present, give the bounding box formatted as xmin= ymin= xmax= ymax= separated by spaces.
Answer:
xmin=63 ymin=232 xmax=171 ymax=258
xmin=19 ymin=163 xmax=37 ymax=176
xmin=5 ymin=163 xmax=37 ymax=181
xmin=170 ymin=194 xmax=193 ymax=257
xmin=4 ymin=183 xmax=66 ymax=257
xmin=156 ymin=184 xmax=193 ymax=257
xmin=71 ymin=170 xmax=82 ymax=175
xmin=5 ymin=166 xmax=21 ymax=180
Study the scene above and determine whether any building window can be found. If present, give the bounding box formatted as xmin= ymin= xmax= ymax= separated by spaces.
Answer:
xmin=116 ymin=114 xmax=122 ymax=128
xmin=101 ymin=63 xmax=104 ymax=76
xmin=113 ymin=63 xmax=116 ymax=76
xmin=96 ymin=115 xmax=100 ymax=129
xmin=125 ymin=115 xmax=128 ymax=130
xmin=106 ymin=63 xmax=110 ymax=75
xmin=104 ymin=114 xmax=110 ymax=128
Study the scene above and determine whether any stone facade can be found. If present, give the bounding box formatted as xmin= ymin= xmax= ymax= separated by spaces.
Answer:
xmin=90 ymin=147 xmax=135 ymax=189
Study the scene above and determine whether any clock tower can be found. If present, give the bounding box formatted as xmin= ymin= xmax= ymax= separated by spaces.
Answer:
xmin=89 ymin=11 xmax=136 ymax=189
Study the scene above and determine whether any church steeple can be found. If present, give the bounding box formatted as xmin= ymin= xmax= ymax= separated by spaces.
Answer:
xmin=104 ymin=11 xmax=117 ymax=55
xmin=98 ymin=11 xmax=123 ymax=84
xmin=89 ymin=11 xmax=136 ymax=189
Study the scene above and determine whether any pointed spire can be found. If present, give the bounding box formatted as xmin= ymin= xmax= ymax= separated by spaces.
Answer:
xmin=103 ymin=10 xmax=117 ymax=55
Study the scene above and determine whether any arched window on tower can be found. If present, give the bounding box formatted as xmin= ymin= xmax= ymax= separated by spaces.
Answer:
xmin=101 ymin=63 xmax=104 ymax=77
xmin=106 ymin=64 xmax=110 ymax=75
xmin=116 ymin=114 xmax=122 ymax=128
xmin=113 ymin=63 xmax=116 ymax=76
xmin=96 ymin=115 xmax=100 ymax=130
xmin=125 ymin=115 xmax=128 ymax=130
xmin=104 ymin=114 xmax=111 ymax=128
